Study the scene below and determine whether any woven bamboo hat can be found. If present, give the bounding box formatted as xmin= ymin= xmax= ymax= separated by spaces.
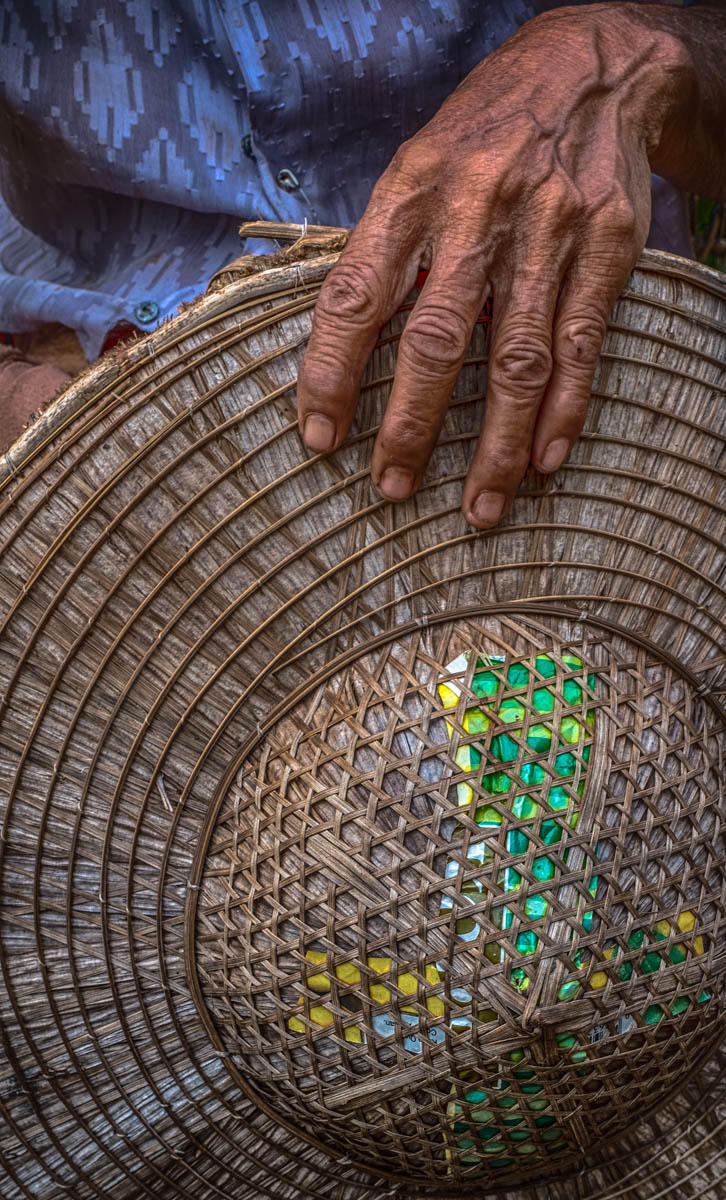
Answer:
xmin=1 ymin=223 xmax=725 ymax=1200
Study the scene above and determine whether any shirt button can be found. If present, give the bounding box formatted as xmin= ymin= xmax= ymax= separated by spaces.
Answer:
xmin=276 ymin=168 xmax=300 ymax=192
xmin=134 ymin=300 xmax=160 ymax=325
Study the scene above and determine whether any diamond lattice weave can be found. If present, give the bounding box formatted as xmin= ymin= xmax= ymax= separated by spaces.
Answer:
xmin=194 ymin=617 xmax=725 ymax=1186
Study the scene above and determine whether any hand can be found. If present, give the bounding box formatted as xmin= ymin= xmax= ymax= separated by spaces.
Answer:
xmin=297 ymin=4 xmax=698 ymax=527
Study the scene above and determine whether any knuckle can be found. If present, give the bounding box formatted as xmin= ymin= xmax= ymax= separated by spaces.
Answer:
xmin=556 ymin=309 xmax=606 ymax=370
xmin=315 ymin=259 xmax=382 ymax=325
xmin=378 ymin=137 xmax=444 ymax=205
xmin=386 ymin=136 xmax=429 ymax=183
xmin=490 ymin=328 xmax=552 ymax=396
xmin=606 ymin=202 xmax=638 ymax=243
xmin=483 ymin=443 xmax=530 ymax=481
xmin=401 ymin=305 xmax=471 ymax=376
xmin=470 ymin=439 xmax=530 ymax=499
xmin=592 ymin=191 xmax=638 ymax=244
xmin=387 ymin=139 xmax=415 ymax=174
xmin=542 ymin=172 xmax=583 ymax=228
xmin=381 ymin=406 xmax=438 ymax=457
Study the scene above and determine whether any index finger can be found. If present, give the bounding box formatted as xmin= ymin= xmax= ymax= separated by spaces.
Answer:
xmin=297 ymin=192 xmax=423 ymax=454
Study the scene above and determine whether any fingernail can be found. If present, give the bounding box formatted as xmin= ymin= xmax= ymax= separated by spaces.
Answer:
xmin=379 ymin=466 xmax=414 ymax=501
xmin=540 ymin=437 xmax=570 ymax=473
xmin=470 ymin=490 xmax=505 ymax=527
xmin=303 ymin=412 xmax=336 ymax=452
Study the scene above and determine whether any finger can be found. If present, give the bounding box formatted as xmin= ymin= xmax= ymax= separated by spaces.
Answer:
xmin=297 ymin=183 xmax=424 ymax=455
xmin=370 ymin=245 xmax=490 ymax=501
xmin=462 ymin=268 xmax=562 ymax=528
xmin=530 ymin=249 xmax=635 ymax=474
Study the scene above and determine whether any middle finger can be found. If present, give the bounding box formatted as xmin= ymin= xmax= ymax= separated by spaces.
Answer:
xmin=372 ymin=242 xmax=491 ymax=501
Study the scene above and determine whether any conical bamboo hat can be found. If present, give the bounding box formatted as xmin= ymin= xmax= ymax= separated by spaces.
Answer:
xmin=0 ymin=228 xmax=725 ymax=1200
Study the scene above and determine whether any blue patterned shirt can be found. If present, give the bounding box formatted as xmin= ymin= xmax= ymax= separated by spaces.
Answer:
xmin=0 ymin=1 xmax=695 ymax=359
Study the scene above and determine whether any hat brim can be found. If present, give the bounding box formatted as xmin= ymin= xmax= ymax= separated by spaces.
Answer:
xmin=0 ymin=244 xmax=724 ymax=1199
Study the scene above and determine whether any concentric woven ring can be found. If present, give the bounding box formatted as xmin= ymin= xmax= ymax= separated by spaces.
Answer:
xmin=0 ymin=244 xmax=725 ymax=1199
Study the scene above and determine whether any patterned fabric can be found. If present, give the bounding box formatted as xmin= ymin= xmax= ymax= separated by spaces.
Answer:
xmin=0 ymin=0 xmax=697 ymax=359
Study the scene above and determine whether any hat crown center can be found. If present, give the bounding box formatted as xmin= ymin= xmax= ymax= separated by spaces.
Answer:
xmin=190 ymin=617 xmax=726 ymax=1188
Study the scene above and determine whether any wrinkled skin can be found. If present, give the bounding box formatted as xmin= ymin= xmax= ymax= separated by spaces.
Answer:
xmin=298 ymin=3 xmax=724 ymax=527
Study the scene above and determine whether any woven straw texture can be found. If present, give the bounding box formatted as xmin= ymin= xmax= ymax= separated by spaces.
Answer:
xmin=0 ymin=241 xmax=725 ymax=1199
